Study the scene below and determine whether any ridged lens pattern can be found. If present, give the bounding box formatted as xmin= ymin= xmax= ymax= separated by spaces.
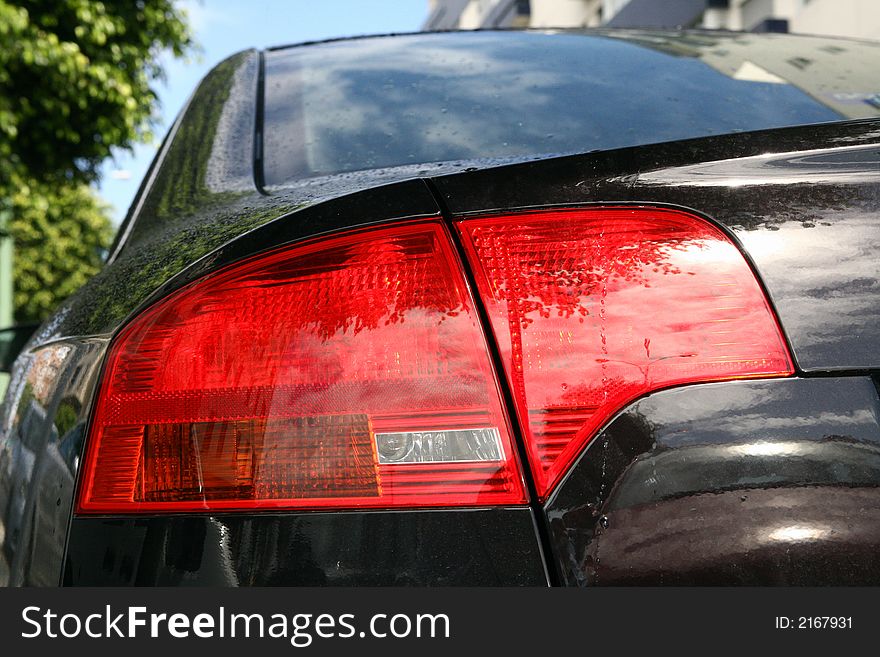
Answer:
xmin=78 ymin=222 xmax=525 ymax=513
xmin=458 ymin=207 xmax=794 ymax=498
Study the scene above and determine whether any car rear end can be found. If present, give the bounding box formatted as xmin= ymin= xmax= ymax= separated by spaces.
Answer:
xmin=2 ymin=30 xmax=880 ymax=586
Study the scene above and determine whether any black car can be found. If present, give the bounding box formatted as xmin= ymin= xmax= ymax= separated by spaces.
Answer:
xmin=2 ymin=29 xmax=880 ymax=586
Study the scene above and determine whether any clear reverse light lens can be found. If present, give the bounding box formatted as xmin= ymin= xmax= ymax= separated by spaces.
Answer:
xmin=375 ymin=428 xmax=503 ymax=464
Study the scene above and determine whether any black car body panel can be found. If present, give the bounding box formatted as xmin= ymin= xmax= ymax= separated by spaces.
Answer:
xmin=2 ymin=30 xmax=880 ymax=586
xmin=545 ymin=376 xmax=880 ymax=585
xmin=0 ymin=338 xmax=107 ymax=586
xmin=64 ymin=509 xmax=548 ymax=586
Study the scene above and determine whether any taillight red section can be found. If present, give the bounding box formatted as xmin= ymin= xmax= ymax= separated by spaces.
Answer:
xmin=78 ymin=222 xmax=526 ymax=513
xmin=81 ymin=206 xmax=795 ymax=512
xmin=457 ymin=207 xmax=794 ymax=499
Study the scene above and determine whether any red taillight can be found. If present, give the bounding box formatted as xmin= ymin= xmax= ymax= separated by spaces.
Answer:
xmin=80 ymin=206 xmax=795 ymax=511
xmin=78 ymin=222 xmax=526 ymax=513
xmin=457 ymin=207 xmax=794 ymax=499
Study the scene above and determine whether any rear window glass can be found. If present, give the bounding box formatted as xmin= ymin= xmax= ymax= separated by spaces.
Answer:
xmin=263 ymin=31 xmax=879 ymax=186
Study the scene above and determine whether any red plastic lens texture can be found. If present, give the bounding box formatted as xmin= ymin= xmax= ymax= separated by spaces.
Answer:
xmin=78 ymin=222 xmax=526 ymax=513
xmin=457 ymin=207 xmax=794 ymax=499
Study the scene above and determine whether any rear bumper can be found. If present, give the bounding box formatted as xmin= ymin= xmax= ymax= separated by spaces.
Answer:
xmin=64 ymin=507 xmax=549 ymax=586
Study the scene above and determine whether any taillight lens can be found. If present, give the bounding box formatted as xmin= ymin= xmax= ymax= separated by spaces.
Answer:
xmin=78 ymin=222 xmax=526 ymax=513
xmin=457 ymin=207 xmax=794 ymax=499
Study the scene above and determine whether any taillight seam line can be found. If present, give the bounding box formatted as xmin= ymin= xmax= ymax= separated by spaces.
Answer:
xmin=423 ymin=177 xmax=561 ymax=586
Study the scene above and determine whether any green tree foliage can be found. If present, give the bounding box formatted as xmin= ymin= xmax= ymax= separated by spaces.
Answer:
xmin=0 ymin=0 xmax=192 ymax=322
xmin=7 ymin=181 xmax=114 ymax=322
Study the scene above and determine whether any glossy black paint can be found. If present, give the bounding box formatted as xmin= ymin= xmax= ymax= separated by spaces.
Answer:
xmin=64 ymin=509 xmax=547 ymax=586
xmin=2 ymin=30 xmax=880 ymax=587
xmin=0 ymin=338 xmax=107 ymax=585
xmin=545 ymin=376 xmax=880 ymax=585
xmin=0 ymin=324 xmax=38 ymax=372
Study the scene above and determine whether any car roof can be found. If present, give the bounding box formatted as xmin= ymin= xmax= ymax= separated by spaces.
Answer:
xmin=264 ymin=26 xmax=880 ymax=53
